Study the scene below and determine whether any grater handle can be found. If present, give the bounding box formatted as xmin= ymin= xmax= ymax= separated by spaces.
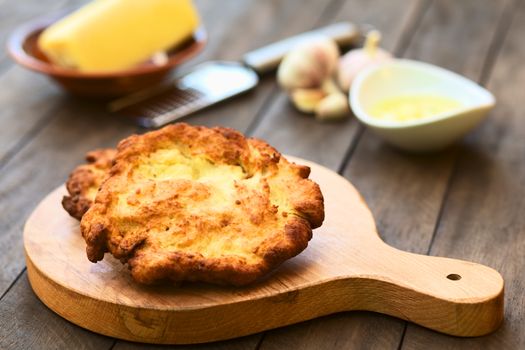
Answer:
xmin=242 ymin=22 xmax=360 ymax=74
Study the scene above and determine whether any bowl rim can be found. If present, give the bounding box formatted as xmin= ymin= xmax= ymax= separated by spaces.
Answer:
xmin=6 ymin=9 xmax=207 ymax=79
xmin=349 ymin=59 xmax=496 ymax=129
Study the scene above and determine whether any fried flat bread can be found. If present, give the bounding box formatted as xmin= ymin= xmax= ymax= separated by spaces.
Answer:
xmin=62 ymin=148 xmax=116 ymax=220
xmin=80 ymin=123 xmax=324 ymax=285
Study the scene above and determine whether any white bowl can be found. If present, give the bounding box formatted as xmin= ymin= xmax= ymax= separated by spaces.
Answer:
xmin=350 ymin=59 xmax=495 ymax=152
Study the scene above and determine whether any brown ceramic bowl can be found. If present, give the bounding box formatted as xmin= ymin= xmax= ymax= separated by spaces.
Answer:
xmin=7 ymin=11 xmax=207 ymax=98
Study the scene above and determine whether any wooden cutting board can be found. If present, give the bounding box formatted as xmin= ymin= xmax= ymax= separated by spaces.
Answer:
xmin=24 ymin=157 xmax=504 ymax=344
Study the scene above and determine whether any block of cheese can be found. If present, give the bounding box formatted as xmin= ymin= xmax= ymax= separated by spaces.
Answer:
xmin=38 ymin=0 xmax=200 ymax=72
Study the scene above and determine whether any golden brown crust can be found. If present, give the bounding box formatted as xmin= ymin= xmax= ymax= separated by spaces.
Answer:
xmin=62 ymin=149 xmax=116 ymax=220
xmin=80 ymin=123 xmax=324 ymax=286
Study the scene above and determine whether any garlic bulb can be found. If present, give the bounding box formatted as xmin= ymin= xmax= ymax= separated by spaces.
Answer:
xmin=277 ymin=36 xmax=339 ymax=90
xmin=338 ymin=30 xmax=392 ymax=92
xmin=277 ymin=35 xmax=350 ymax=121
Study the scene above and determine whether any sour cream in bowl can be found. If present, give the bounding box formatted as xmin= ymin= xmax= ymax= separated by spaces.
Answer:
xmin=350 ymin=59 xmax=495 ymax=152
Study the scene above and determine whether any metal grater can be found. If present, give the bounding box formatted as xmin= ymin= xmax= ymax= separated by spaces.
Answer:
xmin=109 ymin=22 xmax=361 ymax=128
xmin=109 ymin=61 xmax=259 ymax=128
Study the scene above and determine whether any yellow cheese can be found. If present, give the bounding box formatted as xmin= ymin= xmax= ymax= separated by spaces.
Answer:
xmin=38 ymin=0 xmax=200 ymax=72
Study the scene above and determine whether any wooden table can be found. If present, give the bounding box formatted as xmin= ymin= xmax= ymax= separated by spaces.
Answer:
xmin=1 ymin=0 xmax=524 ymax=348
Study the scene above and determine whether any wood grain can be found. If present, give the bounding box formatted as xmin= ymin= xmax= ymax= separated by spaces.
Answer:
xmin=0 ymin=0 xmax=521 ymax=348
xmin=0 ymin=67 xmax=64 ymax=163
xmin=0 ymin=0 xmax=88 ymax=163
xmin=24 ymin=158 xmax=503 ymax=344
xmin=0 ymin=274 xmax=113 ymax=350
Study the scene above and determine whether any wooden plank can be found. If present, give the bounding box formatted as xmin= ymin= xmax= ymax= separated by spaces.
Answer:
xmin=258 ymin=313 xmax=406 ymax=350
xmin=113 ymin=336 xmax=261 ymax=350
xmin=0 ymin=68 xmax=64 ymax=163
xmin=401 ymin=0 xmax=525 ymax=348
xmin=0 ymin=0 xmax=86 ymax=163
xmin=253 ymin=1 xmax=428 ymax=349
xmin=0 ymin=274 xmax=113 ymax=350
xmin=0 ymin=1 xmax=339 ymax=349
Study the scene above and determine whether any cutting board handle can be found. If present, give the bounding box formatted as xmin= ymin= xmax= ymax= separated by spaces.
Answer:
xmin=352 ymin=241 xmax=504 ymax=336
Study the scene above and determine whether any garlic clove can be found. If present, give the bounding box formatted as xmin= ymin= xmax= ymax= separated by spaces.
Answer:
xmin=315 ymin=92 xmax=350 ymax=121
xmin=338 ymin=30 xmax=393 ymax=92
xmin=321 ymin=78 xmax=342 ymax=95
xmin=290 ymin=88 xmax=326 ymax=113
xmin=277 ymin=35 xmax=339 ymax=90
xmin=338 ymin=49 xmax=392 ymax=92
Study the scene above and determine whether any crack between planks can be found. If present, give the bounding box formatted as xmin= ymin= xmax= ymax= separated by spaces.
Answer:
xmin=0 ymin=104 xmax=63 ymax=173
xmin=396 ymin=324 xmax=409 ymax=350
xmin=393 ymin=0 xmax=433 ymax=57
xmin=0 ymin=59 xmax=13 ymax=77
xmin=107 ymin=339 xmax=118 ymax=350
xmin=0 ymin=267 xmax=26 ymax=302
xmin=317 ymin=0 xmax=348 ymax=23
xmin=337 ymin=125 xmax=364 ymax=174
xmin=479 ymin=0 xmax=522 ymax=86
xmin=243 ymin=86 xmax=282 ymax=136
xmin=254 ymin=332 xmax=267 ymax=350
xmin=424 ymin=150 xmax=460 ymax=256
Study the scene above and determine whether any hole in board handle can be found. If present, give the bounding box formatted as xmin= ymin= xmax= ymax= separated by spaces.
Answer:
xmin=447 ymin=273 xmax=462 ymax=281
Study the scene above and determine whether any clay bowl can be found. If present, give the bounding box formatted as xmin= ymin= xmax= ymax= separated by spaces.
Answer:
xmin=7 ymin=11 xmax=207 ymax=98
